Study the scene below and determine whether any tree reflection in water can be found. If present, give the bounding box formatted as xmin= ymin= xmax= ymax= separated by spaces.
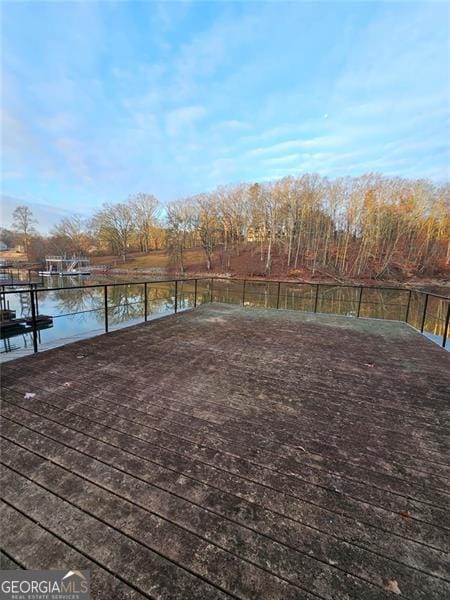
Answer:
xmin=44 ymin=282 xmax=187 ymax=326
xmin=107 ymin=284 xmax=145 ymax=324
xmin=3 ymin=279 xmax=446 ymax=355
xmin=212 ymin=280 xmax=448 ymax=340
xmin=44 ymin=286 xmax=104 ymax=316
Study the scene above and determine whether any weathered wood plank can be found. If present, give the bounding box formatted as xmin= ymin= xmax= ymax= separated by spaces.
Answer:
xmin=2 ymin=394 xmax=448 ymax=555
xmin=6 ymin=373 xmax=450 ymax=490
xmin=0 ymin=502 xmax=148 ymax=599
xmin=0 ymin=551 xmax=22 ymax=570
xmin=0 ymin=468 xmax=230 ymax=599
xmin=2 ymin=407 xmax=448 ymax=582
xmin=3 ymin=386 xmax=448 ymax=534
xmin=11 ymin=367 xmax=449 ymax=481
xmin=1 ymin=304 xmax=449 ymax=600
xmin=0 ymin=463 xmax=315 ymax=600
xmin=3 ymin=424 xmax=448 ymax=598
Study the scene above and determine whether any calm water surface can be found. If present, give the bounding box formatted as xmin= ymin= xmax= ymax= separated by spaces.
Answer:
xmin=1 ymin=275 xmax=448 ymax=359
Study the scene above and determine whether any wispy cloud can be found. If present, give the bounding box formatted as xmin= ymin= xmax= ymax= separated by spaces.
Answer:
xmin=1 ymin=1 xmax=448 ymax=211
xmin=247 ymin=137 xmax=339 ymax=158
xmin=262 ymin=154 xmax=301 ymax=166
xmin=165 ymin=105 xmax=207 ymax=137
xmin=221 ymin=120 xmax=249 ymax=130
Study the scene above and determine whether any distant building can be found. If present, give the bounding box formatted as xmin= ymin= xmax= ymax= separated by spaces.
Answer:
xmin=246 ymin=224 xmax=286 ymax=243
xmin=246 ymin=225 xmax=269 ymax=243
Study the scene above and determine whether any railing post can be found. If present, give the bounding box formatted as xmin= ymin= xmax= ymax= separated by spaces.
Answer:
xmin=194 ymin=279 xmax=198 ymax=308
xmin=420 ymin=293 xmax=429 ymax=333
xmin=442 ymin=303 xmax=450 ymax=348
xmin=405 ymin=289 xmax=412 ymax=323
xmin=242 ymin=279 xmax=246 ymax=305
xmin=210 ymin=278 xmax=214 ymax=303
xmin=30 ymin=287 xmax=38 ymax=353
xmin=276 ymin=281 xmax=281 ymax=309
xmin=357 ymin=286 xmax=363 ymax=318
xmin=174 ymin=280 xmax=178 ymax=313
xmin=144 ymin=282 xmax=148 ymax=322
xmin=314 ymin=284 xmax=319 ymax=313
xmin=104 ymin=285 xmax=109 ymax=333
xmin=34 ymin=284 xmax=39 ymax=315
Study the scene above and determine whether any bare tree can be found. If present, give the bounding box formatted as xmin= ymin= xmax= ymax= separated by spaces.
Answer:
xmin=51 ymin=215 xmax=89 ymax=255
xmin=160 ymin=174 xmax=449 ymax=279
xmin=92 ymin=202 xmax=135 ymax=261
xmin=195 ymin=194 xmax=219 ymax=271
xmin=166 ymin=200 xmax=195 ymax=273
xmin=12 ymin=205 xmax=37 ymax=256
xmin=129 ymin=193 xmax=159 ymax=252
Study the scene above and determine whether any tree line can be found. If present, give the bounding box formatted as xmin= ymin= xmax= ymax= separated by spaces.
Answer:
xmin=2 ymin=174 xmax=449 ymax=279
xmin=2 ymin=193 xmax=164 ymax=263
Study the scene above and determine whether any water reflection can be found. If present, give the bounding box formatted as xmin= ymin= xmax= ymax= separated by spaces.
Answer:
xmin=0 ymin=280 xmax=212 ymax=358
xmin=212 ymin=280 xmax=449 ymax=344
xmin=48 ymin=286 xmax=104 ymax=316
xmin=46 ymin=282 xmax=182 ymax=326
xmin=1 ymin=278 xmax=447 ymax=358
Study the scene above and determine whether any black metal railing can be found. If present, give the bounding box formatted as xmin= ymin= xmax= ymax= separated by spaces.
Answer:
xmin=210 ymin=278 xmax=449 ymax=347
xmin=0 ymin=277 xmax=448 ymax=356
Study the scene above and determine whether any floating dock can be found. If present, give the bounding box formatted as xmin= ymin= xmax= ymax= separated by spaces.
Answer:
xmin=0 ymin=314 xmax=53 ymax=339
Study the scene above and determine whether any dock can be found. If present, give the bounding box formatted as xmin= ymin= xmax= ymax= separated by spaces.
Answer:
xmin=39 ymin=255 xmax=90 ymax=276
xmin=1 ymin=304 xmax=449 ymax=599
xmin=0 ymin=315 xmax=53 ymax=339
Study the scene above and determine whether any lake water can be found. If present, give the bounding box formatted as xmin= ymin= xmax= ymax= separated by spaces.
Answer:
xmin=1 ymin=275 xmax=448 ymax=359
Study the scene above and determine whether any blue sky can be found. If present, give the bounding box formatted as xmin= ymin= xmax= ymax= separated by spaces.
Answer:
xmin=2 ymin=0 xmax=449 ymax=214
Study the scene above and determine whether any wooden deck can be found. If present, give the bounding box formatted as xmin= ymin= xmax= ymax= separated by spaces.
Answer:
xmin=1 ymin=303 xmax=449 ymax=599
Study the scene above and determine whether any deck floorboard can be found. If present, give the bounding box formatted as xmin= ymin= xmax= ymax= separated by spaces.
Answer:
xmin=1 ymin=303 xmax=449 ymax=599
